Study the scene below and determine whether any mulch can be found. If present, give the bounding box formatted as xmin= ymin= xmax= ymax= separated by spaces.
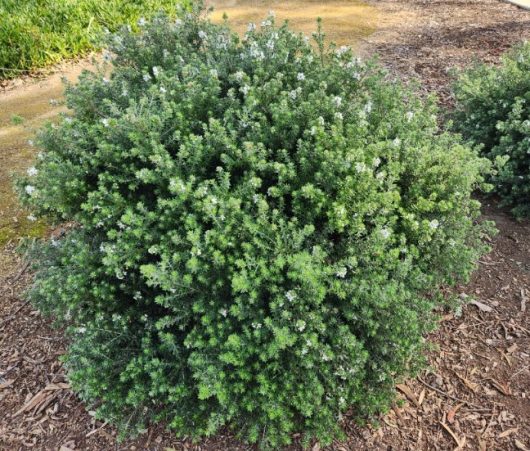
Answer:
xmin=1 ymin=1 xmax=530 ymax=449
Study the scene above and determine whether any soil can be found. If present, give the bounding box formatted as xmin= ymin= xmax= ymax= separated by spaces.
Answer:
xmin=1 ymin=1 xmax=530 ymax=450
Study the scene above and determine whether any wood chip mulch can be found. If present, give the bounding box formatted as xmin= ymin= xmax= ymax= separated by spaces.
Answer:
xmin=1 ymin=1 xmax=530 ymax=449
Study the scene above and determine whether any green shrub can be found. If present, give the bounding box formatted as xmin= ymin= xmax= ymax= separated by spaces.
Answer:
xmin=0 ymin=0 xmax=189 ymax=78
xmin=452 ymin=42 xmax=530 ymax=218
xmin=18 ymin=9 xmax=492 ymax=448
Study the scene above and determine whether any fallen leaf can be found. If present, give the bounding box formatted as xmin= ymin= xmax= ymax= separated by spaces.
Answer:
xmin=13 ymin=391 xmax=50 ymax=417
xmin=507 ymin=343 xmax=518 ymax=354
xmin=447 ymin=403 xmax=464 ymax=424
xmin=498 ymin=428 xmax=518 ymax=438
xmin=418 ymin=388 xmax=426 ymax=406
xmin=489 ymin=379 xmax=511 ymax=396
xmin=311 ymin=442 xmax=321 ymax=451
xmin=44 ymin=382 xmax=70 ymax=391
xmin=396 ymin=384 xmax=419 ymax=407
xmin=515 ymin=439 xmax=529 ymax=451
xmin=0 ymin=379 xmax=15 ymax=389
xmin=440 ymin=422 xmax=464 ymax=448
xmin=469 ymin=300 xmax=493 ymax=312
xmin=454 ymin=372 xmax=478 ymax=392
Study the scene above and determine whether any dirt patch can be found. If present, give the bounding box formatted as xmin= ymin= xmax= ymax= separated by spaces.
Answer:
xmin=1 ymin=1 xmax=530 ymax=450
xmin=0 ymin=58 xmax=96 ymax=249
xmin=360 ymin=0 xmax=530 ymax=105
xmin=208 ymin=0 xmax=379 ymax=47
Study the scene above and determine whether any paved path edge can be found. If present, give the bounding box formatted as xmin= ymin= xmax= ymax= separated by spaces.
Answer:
xmin=505 ymin=0 xmax=530 ymax=11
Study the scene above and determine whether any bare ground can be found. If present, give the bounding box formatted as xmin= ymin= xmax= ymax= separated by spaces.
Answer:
xmin=1 ymin=1 xmax=530 ymax=450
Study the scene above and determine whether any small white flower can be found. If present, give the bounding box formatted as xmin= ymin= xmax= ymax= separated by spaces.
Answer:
xmin=355 ymin=162 xmax=366 ymax=173
xmin=336 ymin=45 xmax=350 ymax=56
xmin=380 ymin=228 xmax=391 ymax=239
xmin=310 ymin=126 xmax=317 ymax=135
xmin=102 ymin=77 xmax=110 ymax=84
xmin=234 ymin=70 xmax=245 ymax=82
xmin=333 ymin=96 xmax=342 ymax=107
xmin=372 ymin=157 xmax=381 ymax=167
xmin=175 ymin=18 xmax=183 ymax=27
xmin=261 ymin=19 xmax=272 ymax=27
xmin=429 ymin=219 xmax=439 ymax=230
xmin=27 ymin=167 xmax=38 ymax=176
xmin=336 ymin=267 xmax=347 ymax=278
xmin=27 ymin=214 xmax=37 ymax=222
xmin=352 ymin=72 xmax=361 ymax=80
xmin=240 ymin=85 xmax=250 ymax=96
xmin=122 ymin=88 xmax=128 ymax=97
xmin=318 ymin=116 xmax=325 ymax=126
xmin=364 ymin=101 xmax=373 ymax=114
xmin=163 ymin=49 xmax=170 ymax=59
xmin=285 ymin=290 xmax=296 ymax=302
xmin=297 ymin=72 xmax=305 ymax=81
xmin=78 ymin=327 xmax=87 ymax=334
xmin=25 ymin=185 xmax=35 ymax=196
xmin=334 ymin=112 xmax=343 ymax=121
xmin=247 ymin=22 xmax=256 ymax=32
xmin=198 ymin=30 xmax=207 ymax=40
xmin=137 ymin=17 xmax=146 ymax=27
xmin=392 ymin=137 xmax=401 ymax=147
xmin=289 ymin=90 xmax=298 ymax=100
xmin=101 ymin=118 xmax=110 ymax=127
xmin=220 ymin=308 xmax=228 ymax=317
xmin=160 ymin=86 xmax=167 ymax=94
xmin=253 ymin=194 xmax=260 ymax=204
xmin=406 ymin=111 xmax=414 ymax=122
xmin=64 ymin=117 xmax=73 ymax=124
xmin=143 ymin=73 xmax=151 ymax=82
xmin=296 ymin=320 xmax=306 ymax=332
xmin=49 ymin=99 xmax=58 ymax=106
xmin=210 ymin=69 xmax=218 ymax=78
xmin=28 ymin=140 xmax=34 ymax=147
xmin=152 ymin=66 xmax=160 ymax=78
xmin=266 ymin=40 xmax=275 ymax=50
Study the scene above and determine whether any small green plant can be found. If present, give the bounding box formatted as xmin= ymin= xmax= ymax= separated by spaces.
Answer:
xmin=452 ymin=41 xmax=530 ymax=218
xmin=18 ymin=8 xmax=492 ymax=448
xmin=0 ymin=0 xmax=189 ymax=79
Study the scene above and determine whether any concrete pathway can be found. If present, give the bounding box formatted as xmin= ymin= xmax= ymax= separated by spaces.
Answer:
xmin=506 ymin=0 xmax=530 ymax=10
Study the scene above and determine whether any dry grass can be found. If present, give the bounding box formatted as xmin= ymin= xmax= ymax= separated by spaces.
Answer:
xmin=208 ymin=0 xmax=378 ymax=47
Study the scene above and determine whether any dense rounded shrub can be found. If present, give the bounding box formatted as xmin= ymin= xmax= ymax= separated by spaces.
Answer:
xmin=19 ymin=9 xmax=492 ymax=448
xmin=453 ymin=42 xmax=530 ymax=217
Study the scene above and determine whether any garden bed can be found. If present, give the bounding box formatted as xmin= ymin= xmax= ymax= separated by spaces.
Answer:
xmin=1 ymin=0 xmax=529 ymax=449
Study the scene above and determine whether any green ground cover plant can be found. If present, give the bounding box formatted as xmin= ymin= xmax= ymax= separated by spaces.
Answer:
xmin=0 ymin=0 xmax=189 ymax=78
xmin=453 ymin=41 xmax=530 ymax=218
xmin=18 ymin=8 xmax=493 ymax=448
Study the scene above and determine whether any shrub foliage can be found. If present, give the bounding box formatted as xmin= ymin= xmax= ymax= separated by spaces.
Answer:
xmin=453 ymin=42 xmax=530 ymax=217
xmin=19 ymin=10 xmax=491 ymax=447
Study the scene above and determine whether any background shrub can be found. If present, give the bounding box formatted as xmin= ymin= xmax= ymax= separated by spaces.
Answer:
xmin=18 ymin=9 xmax=492 ymax=448
xmin=452 ymin=42 xmax=530 ymax=218
xmin=0 ymin=0 xmax=189 ymax=78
